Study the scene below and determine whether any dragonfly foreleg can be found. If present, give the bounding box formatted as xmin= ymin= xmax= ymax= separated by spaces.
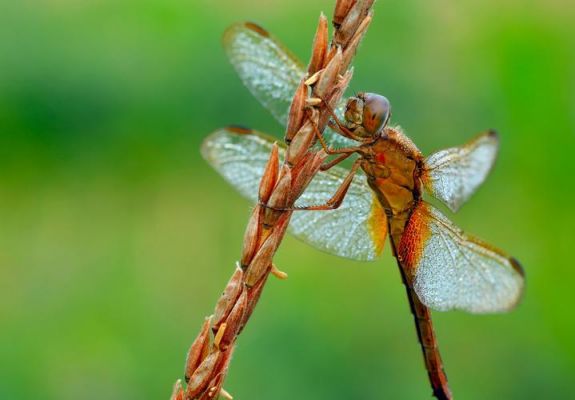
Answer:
xmin=294 ymin=158 xmax=361 ymax=211
xmin=308 ymin=113 xmax=363 ymax=155
xmin=320 ymin=152 xmax=353 ymax=171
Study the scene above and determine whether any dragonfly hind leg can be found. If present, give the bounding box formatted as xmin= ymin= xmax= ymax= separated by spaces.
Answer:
xmin=260 ymin=158 xmax=360 ymax=213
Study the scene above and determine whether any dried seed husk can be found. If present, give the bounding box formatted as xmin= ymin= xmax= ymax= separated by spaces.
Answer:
xmin=361 ymin=0 xmax=376 ymax=13
xmin=186 ymin=349 xmax=222 ymax=399
xmin=324 ymin=45 xmax=338 ymax=65
xmin=262 ymin=206 xmax=283 ymax=229
xmin=328 ymin=73 xmax=353 ymax=113
xmin=219 ymin=289 xmax=248 ymax=350
xmin=258 ymin=144 xmax=280 ymax=204
xmin=262 ymin=165 xmax=292 ymax=227
xmin=170 ymin=379 xmax=184 ymax=400
xmin=212 ymin=268 xmax=243 ymax=332
xmin=308 ymin=13 xmax=329 ymax=74
xmin=314 ymin=46 xmax=342 ymax=99
xmin=239 ymin=271 xmax=269 ymax=334
xmin=185 ymin=316 xmax=213 ymax=382
xmin=287 ymin=151 xmax=314 ymax=198
xmin=244 ymin=238 xmax=274 ymax=288
xmin=286 ymin=121 xmax=315 ymax=166
xmin=197 ymin=378 xmax=221 ymax=400
xmin=197 ymin=347 xmax=235 ymax=400
xmin=213 ymin=345 xmax=235 ymax=380
xmin=340 ymin=13 xmax=372 ymax=72
xmin=291 ymin=148 xmax=327 ymax=199
xmin=267 ymin=165 xmax=292 ymax=210
xmin=285 ymin=80 xmax=308 ymax=144
xmin=245 ymin=213 xmax=290 ymax=287
xmin=333 ymin=0 xmax=355 ymax=28
xmin=317 ymin=69 xmax=354 ymax=130
xmin=335 ymin=0 xmax=373 ymax=47
xmin=240 ymin=206 xmax=262 ymax=268
xmin=335 ymin=1 xmax=362 ymax=46
xmin=336 ymin=69 xmax=354 ymax=94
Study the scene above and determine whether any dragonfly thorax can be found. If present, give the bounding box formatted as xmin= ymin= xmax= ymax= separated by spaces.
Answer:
xmin=361 ymin=128 xmax=421 ymax=217
xmin=344 ymin=92 xmax=391 ymax=138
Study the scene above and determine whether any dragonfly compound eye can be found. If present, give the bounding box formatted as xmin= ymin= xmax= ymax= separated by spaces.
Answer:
xmin=362 ymin=93 xmax=391 ymax=135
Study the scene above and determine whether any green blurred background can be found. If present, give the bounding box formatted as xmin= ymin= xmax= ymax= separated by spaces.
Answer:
xmin=1 ymin=0 xmax=574 ymax=399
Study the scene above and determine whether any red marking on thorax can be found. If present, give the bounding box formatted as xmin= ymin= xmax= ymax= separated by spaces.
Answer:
xmin=375 ymin=152 xmax=386 ymax=164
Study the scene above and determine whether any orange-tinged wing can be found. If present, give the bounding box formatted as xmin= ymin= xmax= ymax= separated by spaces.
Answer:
xmin=398 ymin=201 xmax=524 ymax=313
xmin=292 ymin=173 xmax=387 ymax=261
xmin=421 ymin=131 xmax=499 ymax=212
xmin=202 ymin=127 xmax=386 ymax=261
xmin=223 ymin=22 xmax=353 ymax=149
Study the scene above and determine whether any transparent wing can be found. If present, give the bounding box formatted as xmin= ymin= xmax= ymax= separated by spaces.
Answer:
xmin=201 ymin=126 xmax=273 ymax=201
xmin=223 ymin=22 xmax=306 ymax=126
xmin=202 ymin=127 xmax=386 ymax=261
xmin=398 ymin=201 xmax=524 ymax=313
xmin=223 ymin=22 xmax=355 ymax=149
xmin=291 ymin=167 xmax=386 ymax=262
xmin=422 ymin=131 xmax=499 ymax=212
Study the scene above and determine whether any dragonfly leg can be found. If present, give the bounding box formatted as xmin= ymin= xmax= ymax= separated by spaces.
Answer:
xmin=320 ymin=152 xmax=353 ymax=171
xmin=308 ymin=113 xmax=363 ymax=155
xmin=261 ymin=158 xmax=359 ymax=212
xmin=295 ymin=158 xmax=361 ymax=211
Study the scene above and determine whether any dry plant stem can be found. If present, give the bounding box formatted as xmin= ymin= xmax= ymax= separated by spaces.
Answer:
xmin=172 ymin=1 xmax=375 ymax=399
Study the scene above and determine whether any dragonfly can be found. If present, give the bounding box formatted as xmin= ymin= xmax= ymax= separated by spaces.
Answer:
xmin=202 ymin=22 xmax=525 ymax=400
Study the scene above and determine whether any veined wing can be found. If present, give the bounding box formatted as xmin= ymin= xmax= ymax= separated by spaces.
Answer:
xmin=421 ymin=131 xmax=499 ymax=212
xmin=398 ymin=201 xmax=524 ymax=313
xmin=223 ymin=22 xmax=354 ymax=149
xmin=202 ymin=127 xmax=386 ymax=261
xmin=291 ymin=161 xmax=386 ymax=262
xmin=223 ymin=22 xmax=304 ymax=125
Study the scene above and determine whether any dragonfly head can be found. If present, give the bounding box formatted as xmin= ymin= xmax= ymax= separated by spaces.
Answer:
xmin=344 ymin=92 xmax=391 ymax=138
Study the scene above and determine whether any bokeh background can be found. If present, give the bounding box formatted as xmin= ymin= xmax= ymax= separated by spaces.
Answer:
xmin=1 ymin=0 xmax=574 ymax=399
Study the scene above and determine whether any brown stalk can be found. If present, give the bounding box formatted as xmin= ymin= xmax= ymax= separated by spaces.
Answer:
xmin=171 ymin=1 xmax=375 ymax=398
xmin=240 ymin=207 xmax=262 ymax=268
xmin=307 ymin=13 xmax=328 ymax=74
xmin=258 ymin=143 xmax=280 ymax=203
xmin=284 ymin=80 xmax=308 ymax=143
